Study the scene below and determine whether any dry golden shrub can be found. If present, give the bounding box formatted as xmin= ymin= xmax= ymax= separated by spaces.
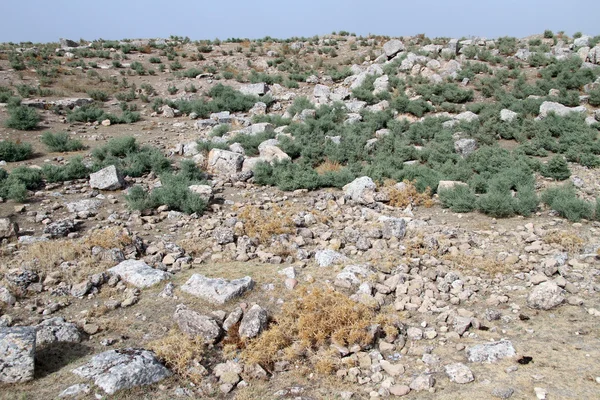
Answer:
xmin=241 ymin=287 xmax=376 ymax=371
xmin=381 ymin=179 xmax=434 ymax=209
xmin=443 ymin=253 xmax=510 ymax=275
xmin=315 ymin=160 xmax=342 ymax=175
xmin=237 ymin=204 xmax=295 ymax=244
xmin=543 ymin=230 xmax=585 ymax=253
xmin=149 ymin=331 xmax=206 ymax=384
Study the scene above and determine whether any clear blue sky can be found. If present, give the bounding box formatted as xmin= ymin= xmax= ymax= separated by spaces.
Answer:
xmin=1 ymin=0 xmax=598 ymax=43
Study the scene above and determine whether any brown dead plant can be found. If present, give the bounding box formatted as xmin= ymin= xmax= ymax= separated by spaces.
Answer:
xmin=237 ymin=203 xmax=295 ymax=244
xmin=543 ymin=230 xmax=585 ymax=253
xmin=149 ymin=330 xmax=206 ymax=384
xmin=241 ymin=287 xmax=377 ymax=373
xmin=381 ymin=179 xmax=434 ymax=209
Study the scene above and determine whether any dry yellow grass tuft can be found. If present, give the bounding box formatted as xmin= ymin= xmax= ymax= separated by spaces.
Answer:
xmin=241 ymin=287 xmax=378 ymax=372
xmin=237 ymin=203 xmax=295 ymax=244
xmin=381 ymin=179 xmax=434 ymax=209
xmin=543 ymin=230 xmax=585 ymax=253
xmin=443 ymin=253 xmax=511 ymax=275
xmin=315 ymin=160 xmax=343 ymax=175
xmin=148 ymin=330 xmax=206 ymax=384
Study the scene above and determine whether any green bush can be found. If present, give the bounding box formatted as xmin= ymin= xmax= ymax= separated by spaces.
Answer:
xmin=42 ymin=157 xmax=90 ymax=182
xmin=67 ymin=105 xmax=140 ymax=124
xmin=588 ymin=87 xmax=600 ymax=107
xmin=41 ymin=132 xmax=85 ymax=152
xmin=438 ymin=185 xmax=477 ymax=212
xmin=6 ymin=105 xmax=40 ymax=130
xmin=126 ymin=161 xmax=207 ymax=215
xmin=228 ymin=131 xmax=275 ymax=156
xmin=0 ymin=166 xmax=43 ymax=202
xmin=92 ymin=137 xmax=170 ymax=177
xmin=87 ymin=90 xmax=109 ymax=102
xmin=477 ymin=188 xmax=516 ymax=218
xmin=0 ymin=87 xmax=14 ymax=103
xmin=541 ymin=155 xmax=570 ymax=181
xmin=541 ymin=184 xmax=594 ymax=221
xmin=0 ymin=140 xmax=33 ymax=162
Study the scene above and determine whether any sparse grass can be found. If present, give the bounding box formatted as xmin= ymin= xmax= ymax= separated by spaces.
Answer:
xmin=13 ymin=227 xmax=132 ymax=285
xmin=443 ymin=253 xmax=511 ymax=275
xmin=237 ymin=203 xmax=296 ymax=244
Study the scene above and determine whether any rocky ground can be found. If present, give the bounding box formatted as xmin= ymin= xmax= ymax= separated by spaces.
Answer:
xmin=0 ymin=33 xmax=600 ymax=399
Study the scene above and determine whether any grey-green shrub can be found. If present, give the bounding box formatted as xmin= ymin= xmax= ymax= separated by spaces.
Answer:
xmin=438 ymin=185 xmax=477 ymax=212
xmin=0 ymin=140 xmax=33 ymax=162
xmin=6 ymin=105 xmax=40 ymax=130
xmin=541 ymin=184 xmax=594 ymax=221
xmin=41 ymin=132 xmax=85 ymax=152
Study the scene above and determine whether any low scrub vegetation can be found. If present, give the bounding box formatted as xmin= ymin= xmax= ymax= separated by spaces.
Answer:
xmin=41 ymin=131 xmax=85 ymax=152
xmin=0 ymin=140 xmax=33 ymax=162
xmin=125 ymin=160 xmax=207 ymax=215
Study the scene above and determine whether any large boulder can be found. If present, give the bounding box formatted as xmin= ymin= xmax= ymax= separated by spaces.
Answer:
xmin=0 ymin=327 xmax=36 ymax=383
xmin=207 ymin=149 xmax=244 ymax=176
xmin=527 ymin=281 xmax=564 ymax=310
xmin=108 ymin=260 xmax=170 ymax=288
xmin=258 ymin=145 xmax=291 ymax=164
xmin=188 ymin=185 xmax=213 ymax=203
xmin=500 ymin=109 xmax=518 ymax=122
xmin=539 ymin=101 xmax=586 ymax=118
xmin=454 ymin=138 xmax=478 ymax=157
xmin=36 ymin=317 xmax=82 ymax=346
xmin=173 ymin=305 xmax=222 ymax=343
xmin=343 ymin=176 xmax=377 ymax=204
xmin=437 ymin=180 xmax=468 ymax=193
xmin=66 ymin=199 xmax=102 ymax=214
xmin=181 ymin=274 xmax=254 ymax=304
xmin=383 ymin=40 xmax=405 ymax=58
xmin=0 ymin=218 xmax=18 ymax=239
xmin=89 ymin=165 xmax=124 ymax=191
xmin=240 ymin=83 xmax=267 ymax=96
xmin=72 ymin=349 xmax=171 ymax=395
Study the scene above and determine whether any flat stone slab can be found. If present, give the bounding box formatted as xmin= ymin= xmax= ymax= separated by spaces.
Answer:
xmin=72 ymin=348 xmax=171 ymax=395
xmin=467 ymin=340 xmax=516 ymax=363
xmin=108 ymin=260 xmax=171 ymax=288
xmin=180 ymin=274 xmax=254 ymax=304
xmin=0 ymin=327 xmax=36 ymax=383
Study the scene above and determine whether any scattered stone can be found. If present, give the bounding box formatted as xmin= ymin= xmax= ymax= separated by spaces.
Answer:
xmin=239 ymin=304 xmax=268 ymax=339
xmin=315 ymin=249 xmax=347 ymax=267
xmin=173 ymin=304 xmax=222 ymax=343
xmin=538 ymin=101 xmax=586 ymax=118
xmin=492 ymin=387 xmax=515 ymax=399
xmin=58 ymin=384 xmax=91 ymax=398
xmin=44 ymin=219 xmax=78 ymax=238
xmin=0 ymin=218 xmax=18 ymax=239
xmin=445 ymin=363 xmax=474 ymax=384
xmin=343 ymin=176 xmax=377 ymax=204
xmin=409 ymin=374 xmax=435 ymax=391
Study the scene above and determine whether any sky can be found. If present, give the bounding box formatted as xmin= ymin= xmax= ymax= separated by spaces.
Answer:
xmin=1 ymin=0 xmax=599 ymax=43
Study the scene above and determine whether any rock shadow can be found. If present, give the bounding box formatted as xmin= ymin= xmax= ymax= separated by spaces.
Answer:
xmin=35 ymin=342 xmax=93 ymax=379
